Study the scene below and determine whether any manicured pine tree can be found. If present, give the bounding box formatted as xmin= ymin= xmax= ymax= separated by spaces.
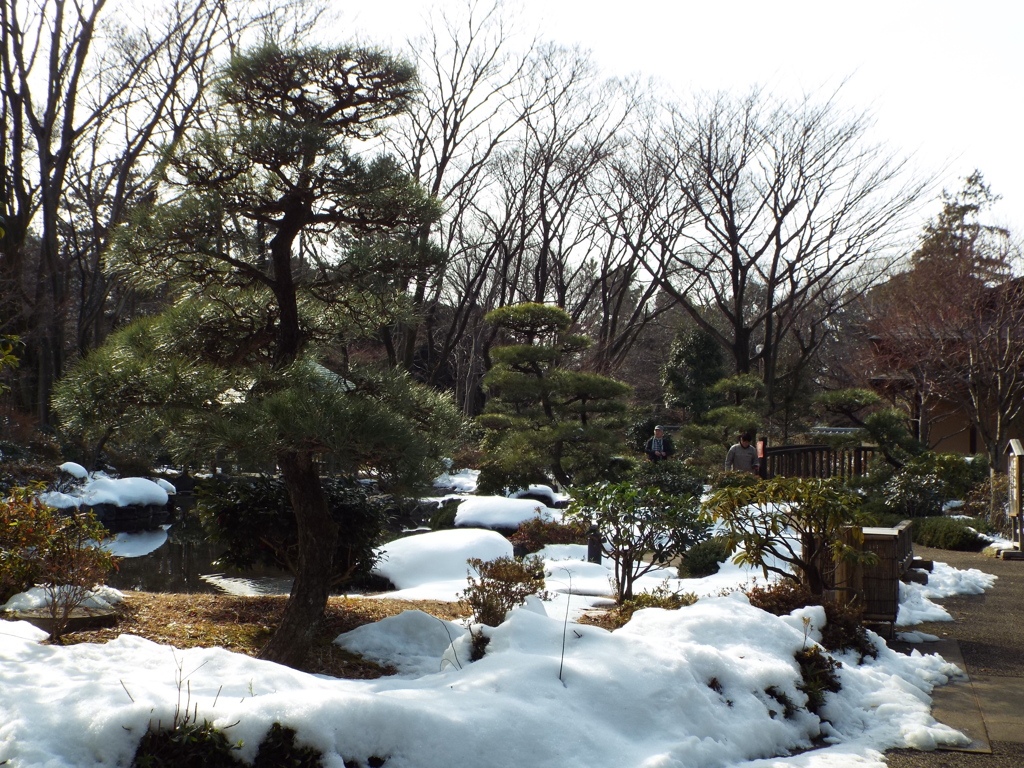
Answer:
xmin=477 ymin=303 xmax=631 ymax=493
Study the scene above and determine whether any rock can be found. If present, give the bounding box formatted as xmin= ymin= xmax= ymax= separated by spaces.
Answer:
xmin=7 ymin=606 xmax=117 ymax=634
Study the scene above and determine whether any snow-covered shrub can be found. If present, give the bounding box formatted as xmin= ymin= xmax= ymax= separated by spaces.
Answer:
xmin=744 ymin=581 xmax=876 ymax=660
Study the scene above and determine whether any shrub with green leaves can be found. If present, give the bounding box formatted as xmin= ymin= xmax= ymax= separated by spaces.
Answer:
xmin=911 ymin=516 xmax=986 ymax=551
xmin=632 ymin=460 xmax=707 ymax=499
xmin=705 ymin=477 xmax=869 ymax=596
xmin=795 ymin=646 xmax=842 ymax=715
xmin=462 ymin=555 xmax=548 ymax=627
xmin=195 ymin=475 xmax=387 ymax=589
xmin=603 ymin=583 xmax=699 ymax=629
xmin=131 ymin=720 xmax=330 ymax=768
xmin=867 ymin=451 xmax=990 ymax=519
xmin=132 ymin=720 xmax=240 ymax=768
xmin=569 ymin=481 xmax=708 ymax=601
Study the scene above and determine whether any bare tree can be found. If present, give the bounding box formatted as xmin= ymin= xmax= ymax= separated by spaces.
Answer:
xmin=0 ymin=0 xmax=320 ymax=424
xmin=380 ymin=0 xmax=543 ymax=377
xmin=635 ymin=86 xmax=929 ymax=418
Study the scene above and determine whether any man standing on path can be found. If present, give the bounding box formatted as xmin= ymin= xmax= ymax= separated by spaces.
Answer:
xmin=645 ymin=425 xmax=674 ymax=462
xmin=725 ymin=432 xmax=760 ymax=474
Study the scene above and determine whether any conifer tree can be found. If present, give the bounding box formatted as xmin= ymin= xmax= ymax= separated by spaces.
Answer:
xmin=54 ymin=42 xmax=462 ymax=668
xmin=477 ymin=303 xmax=631 ymax=492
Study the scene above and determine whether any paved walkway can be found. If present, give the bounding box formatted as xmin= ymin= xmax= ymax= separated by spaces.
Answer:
xmin=884 ymin=545 xmax=1024 ymax=767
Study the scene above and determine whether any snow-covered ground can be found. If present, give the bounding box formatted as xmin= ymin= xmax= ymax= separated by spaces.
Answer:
xmin=0 ymin=470 xmax=1003 ymax=767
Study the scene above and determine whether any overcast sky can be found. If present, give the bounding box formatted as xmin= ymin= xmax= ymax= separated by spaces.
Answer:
xmin=341 ymin=0 xmax=1023 ymax=233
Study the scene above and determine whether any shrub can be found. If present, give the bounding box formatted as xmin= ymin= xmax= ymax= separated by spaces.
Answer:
xmin=881 ymin=471 xmax=944 ymax=518
xmin=795 ymin=646 xmax=842 ymax=715
xmin=195 ymin=475 xmax=387 ymax=589
xmin=132 ymin=721 xmax=330 ymax=768
xmin=632 ymin=460 xmax=707 ymax=498
xmin=0 ymin=459 xmax=58 ymax=495
xmin=599 ymin=583 xmax=698 ymax=630
xmin=428 ymin=498 xmax=460 ymax=531
xmin=462 ymin=555 xmax=547 ymax=627
xmin=745 ymin=581 xmax=816 ymax=616
xmin=0 ymin=486 xmax=51 ymax=603
xmin=252 ymin=723 xmax=324 ymax=768
xmin=679 ymin=537 xmax=731 ymax=578
xmin=911 ymin=516 xmax=985 ymax=551
xmin=508 ymin=517 xmax=589 ymax=555
xmin=37 ymin=510 xmax=115 ymax=643
xmin=963 ymin=472 xmax=1010 ymax=536
xmin=873 ymin=452 xmax=989 ymax=519
xmin=745 ymin=581 xmax=875 ymax=659
xmin=709 ymin=469 xmax=761 ymax=490
xmin=705 ymin=477 xmax=868 ymax=596
xmin=0 ymin=487 xmax=115 ymax=643
xmin=132 ymin=720 xmax=240 ymax=768
xmin=569 ymin=481 xmax=708 ymax=601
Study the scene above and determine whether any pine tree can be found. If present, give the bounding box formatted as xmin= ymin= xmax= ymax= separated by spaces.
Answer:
xmin=477 ymin=303 xmax=631 ymax=492
xmin=55 ymin=43 xmax=462 ymax=668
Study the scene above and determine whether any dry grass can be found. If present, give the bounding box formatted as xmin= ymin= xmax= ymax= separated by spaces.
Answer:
xmin=62 ymin=592 xmax=471 ymax=679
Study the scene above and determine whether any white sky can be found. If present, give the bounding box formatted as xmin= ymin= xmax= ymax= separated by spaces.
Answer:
xmin=341 ymin=0 xmax=1024 ymax=233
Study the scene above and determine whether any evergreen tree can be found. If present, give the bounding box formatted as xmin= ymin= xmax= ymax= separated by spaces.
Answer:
xmin=477 ymin=303 xmax=631 ymax=492
xmin=911 ymin=170 xmax=1010 ymax=283
xmin=54 ymin=43 xmax=462 ymax=668
xmin=662 ymin=327 xmax=725 ymax=422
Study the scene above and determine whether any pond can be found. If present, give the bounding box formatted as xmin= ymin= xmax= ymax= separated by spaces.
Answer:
xmin=104 ymin=512 xmax=295 ymax=596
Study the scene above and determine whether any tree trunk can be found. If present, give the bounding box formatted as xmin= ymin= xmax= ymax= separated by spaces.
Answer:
xmin=258 ymin=450 xmax=338 ymax=668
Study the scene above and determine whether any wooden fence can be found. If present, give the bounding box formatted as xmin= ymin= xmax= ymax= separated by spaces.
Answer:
xmin=760 ymin=444 xmax=876 ymax=481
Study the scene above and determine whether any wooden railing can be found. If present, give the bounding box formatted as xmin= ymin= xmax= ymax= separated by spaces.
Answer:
xmin=760 ymin=444 xmax=876 ymax=480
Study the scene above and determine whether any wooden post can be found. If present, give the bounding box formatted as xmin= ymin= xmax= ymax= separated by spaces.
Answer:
xmin=1005 ymin=440 xmax=1024 ymax=550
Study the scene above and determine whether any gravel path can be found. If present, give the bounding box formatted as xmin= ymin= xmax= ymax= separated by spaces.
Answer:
xmin=884 ymin=546 xmax=1024 ymax=767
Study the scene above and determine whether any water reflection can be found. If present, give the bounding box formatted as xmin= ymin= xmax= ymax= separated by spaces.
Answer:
xmin=105 ymin=514 xmax=294 ymax=596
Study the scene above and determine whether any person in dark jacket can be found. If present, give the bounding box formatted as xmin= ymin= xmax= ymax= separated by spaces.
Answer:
xmin=725 ymin=432 xmax=760 ymax=474
xmin=645 ymin=425 xmax=674 ymax=462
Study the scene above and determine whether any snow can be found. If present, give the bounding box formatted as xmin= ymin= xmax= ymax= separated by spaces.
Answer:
xmin=40 ymin=474 xmax=171 ymax=509
xmin=454 ymin=495 xmax=562 ymax=528
xmin=0 ymin=481 xmax=1002 ymax=767
xmin=432 ymin=467 xmax=480 ymax=493
xmin=371 ymin=528 xmax=513 ymax=598
xmin=0 ymin=577 xmax=972 ymax=768
xmin=509 ymin=484 xmax=572 ymax=506
xmin=3 ymin=584 xmax=124 ymax=612
xmin=59 ymin=461 xmax=89 ymax=479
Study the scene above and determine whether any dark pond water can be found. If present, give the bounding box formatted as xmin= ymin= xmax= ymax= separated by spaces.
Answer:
xmin=104 ymin=512 xmax=295 ymax=596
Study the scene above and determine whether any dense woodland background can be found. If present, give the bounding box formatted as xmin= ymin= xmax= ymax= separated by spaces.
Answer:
xmin=1 ymin=0 xmax=1021 ymax=473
